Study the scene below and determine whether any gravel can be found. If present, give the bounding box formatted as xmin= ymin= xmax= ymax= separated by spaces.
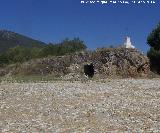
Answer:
xmin=0 ymin=79 xmax=160 ymax=133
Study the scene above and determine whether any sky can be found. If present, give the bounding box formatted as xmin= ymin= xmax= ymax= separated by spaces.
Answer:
xmin=0 ymin=0 xmax=159 ymax=52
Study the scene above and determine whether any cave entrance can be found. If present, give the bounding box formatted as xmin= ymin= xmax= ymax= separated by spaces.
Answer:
xmin=84 ymin=63 xmax=94 ymax=78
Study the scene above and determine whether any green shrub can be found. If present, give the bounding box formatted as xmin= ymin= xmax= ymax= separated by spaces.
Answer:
xmin=0 ymin=38 xmax=87 ymax=65
xmin=147 ymin=23 xmax=160 ymax=73
xmin=147 ymin=48 xmax=160 ymax=73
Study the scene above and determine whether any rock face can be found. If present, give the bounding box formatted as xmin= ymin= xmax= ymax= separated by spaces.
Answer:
xmin=0 ymin=48 xmax=150 ymax=78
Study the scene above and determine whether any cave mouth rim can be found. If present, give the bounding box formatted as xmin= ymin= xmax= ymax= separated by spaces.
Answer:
xmin=84 ymin=63 xmax=94 ymax=78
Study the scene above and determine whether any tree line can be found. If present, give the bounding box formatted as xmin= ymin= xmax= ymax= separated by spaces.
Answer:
xmin=1 ymin=24 xmax=160 ymax=75
xmin=0 ymin=38 xmax=87 ymax=66
xmin=147 ymin=23 xmax=160 ymax=74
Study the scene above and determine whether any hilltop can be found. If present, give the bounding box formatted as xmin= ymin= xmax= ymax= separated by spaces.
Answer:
xmin=0 ymin=48 xmax=150 ymax=78
xmin=0 ymin=30 xmax=46 ymax=53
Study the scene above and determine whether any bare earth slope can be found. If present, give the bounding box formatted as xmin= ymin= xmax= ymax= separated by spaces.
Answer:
xmin=0 ymin=79 xmax=160 ymax=132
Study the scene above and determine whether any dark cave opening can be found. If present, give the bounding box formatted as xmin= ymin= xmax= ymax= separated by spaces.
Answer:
xmin=84 ymin=63 xmax=94 ymax=78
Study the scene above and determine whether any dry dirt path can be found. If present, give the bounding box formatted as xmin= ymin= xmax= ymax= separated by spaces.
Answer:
xmin=0 ymin=79 xmax=160 ymax=133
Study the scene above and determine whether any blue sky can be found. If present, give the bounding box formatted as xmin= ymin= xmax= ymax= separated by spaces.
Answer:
xmin=0 ymin=0 xmax=159 ymax=52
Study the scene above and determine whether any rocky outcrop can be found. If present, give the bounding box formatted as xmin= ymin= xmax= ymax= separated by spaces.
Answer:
xmin=0 ymin=48 xmax=150 ymax=78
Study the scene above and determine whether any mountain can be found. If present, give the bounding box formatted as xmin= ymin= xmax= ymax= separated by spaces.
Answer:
xmin=0 ymin=30 xmax=46 ymax=53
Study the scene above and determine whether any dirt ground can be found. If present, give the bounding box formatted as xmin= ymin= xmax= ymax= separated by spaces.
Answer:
xmin=0 ymin=79 xmax=160 ymax=133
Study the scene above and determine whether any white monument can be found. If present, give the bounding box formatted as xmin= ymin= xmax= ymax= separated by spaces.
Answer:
xmin=123 ymin=36 xmax=135 ymax=49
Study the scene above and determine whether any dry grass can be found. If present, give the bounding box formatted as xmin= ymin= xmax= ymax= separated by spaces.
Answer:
xmin=0 ymin=79 xmax=160 ymax=132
